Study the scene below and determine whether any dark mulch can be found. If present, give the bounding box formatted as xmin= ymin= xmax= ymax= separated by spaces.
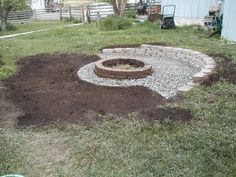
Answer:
xmin=3 ymin=53 xmax=193 ymax=127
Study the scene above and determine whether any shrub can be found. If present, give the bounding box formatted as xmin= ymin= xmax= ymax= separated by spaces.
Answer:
xmin=125 ymin=9 xmax=136 ymax=19
xmin=73 ymin=18 xmax=82 ymax=24
xmin=6 ymin=22 xmax=17 ymax=31
xmin=98 ymin=16 xmax=133 ymax=31
xmin=64 ymin=17 xmax=82 ymax=24
xmin=0 ymin=22 xmax=17 ymax=32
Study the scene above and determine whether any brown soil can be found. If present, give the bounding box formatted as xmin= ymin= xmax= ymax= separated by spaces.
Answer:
xmin=1 ymin=53 xmax=193 ymax=127
xmin=140 ymin=107 xmax=193 ymax=122
xmin=203 ymin=55 xmax=236 ymax=85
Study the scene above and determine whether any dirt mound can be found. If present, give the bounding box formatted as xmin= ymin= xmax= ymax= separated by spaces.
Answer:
xmin=3 ymin=53 xmax=193 ymax=127
xmin=140 ymin=107 xmax=193 ymax=122
xmin=203 ymin=55 xmax=236 ymax=86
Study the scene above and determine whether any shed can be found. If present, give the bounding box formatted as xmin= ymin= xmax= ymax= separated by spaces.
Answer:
xmin=221 ymin=0 xmax=236 ymax=42
xmin=161 ymin=0 xmax=217 ymax=25
xmin=29 ymin=0 xmax=46 ymax=10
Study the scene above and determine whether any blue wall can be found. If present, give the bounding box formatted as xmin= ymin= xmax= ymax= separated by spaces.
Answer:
xmin=162 ymin=0 xmax=216 ymax=19
xmin=222 ymin=0 xmax=236 ymax=42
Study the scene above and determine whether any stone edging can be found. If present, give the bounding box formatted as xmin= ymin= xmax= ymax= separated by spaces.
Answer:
xmin=94 ymin=58 xmax=153 ymax=79
xmin=101 ymin=44 xmax=216 ymax=95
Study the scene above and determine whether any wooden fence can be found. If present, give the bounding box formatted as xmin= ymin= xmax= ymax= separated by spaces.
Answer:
xmin=7 ymin=7 xmax=83 ymax=24
xmin=6 ymin=3 xmax=161 ymax=24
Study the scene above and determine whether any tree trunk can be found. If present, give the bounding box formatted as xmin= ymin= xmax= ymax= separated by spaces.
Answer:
xmin=111 ymin=0 xmax=127 ymax=17
xmin=111 ymin=0 xmax=120 ymax=17
xmin=0 ymin=16 xmax=7 ymax=31
xmin=119 ymin=0 xmax=127 ymax=17
xmin=0 ymin=8 xmax=11 ymax=31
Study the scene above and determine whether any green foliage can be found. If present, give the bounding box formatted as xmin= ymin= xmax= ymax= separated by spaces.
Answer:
xmin=73 ymin=18 xmax=81 ymax=24
xmin=0 ymin=0 xmax=30 ymax=31
xmin=0 ymin=0 xmax=28 ymax=11
xmin=64 ymin=17 xmax=82 ymax=24
xmin=6 ymin=22 xmax=17 ymax=31
xmin=98 ymin=16 xmax=133 ymax=31
xmin=125 ymin=9 xmax=136 ymax=19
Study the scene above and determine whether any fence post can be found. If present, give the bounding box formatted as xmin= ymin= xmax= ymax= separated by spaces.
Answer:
xmin=34 ymin=9 xmax=37 ymax=20
xmin=59 ymin=7 xmax=62 ymax=21
xmin=69 ymin=6 xmax=72 ymax=20
xmin=81 ymin=5 xmax=84 ymax=23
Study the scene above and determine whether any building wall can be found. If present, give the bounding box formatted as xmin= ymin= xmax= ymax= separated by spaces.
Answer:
xmin=31 ymin=0 xmax=46 ymax=9
xmin=222 ymin=0 xmax=236 ymax=42
xmin=161 ymin=0 xmax=217 ymax=25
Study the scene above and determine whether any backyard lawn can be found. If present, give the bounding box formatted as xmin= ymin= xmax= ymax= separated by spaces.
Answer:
xmin=0 ymin=21 xmax=75 ymax=37
xmin=0 ymin=21 xmax=236 ymax=177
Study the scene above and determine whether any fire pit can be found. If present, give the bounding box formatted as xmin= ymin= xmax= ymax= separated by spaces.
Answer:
xmin=78 ymin=45 xmax=216 ymax=98
xmin=94 ymin=58 xmax=153 ymax=79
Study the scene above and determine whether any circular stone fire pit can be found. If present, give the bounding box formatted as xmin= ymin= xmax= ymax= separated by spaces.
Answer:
xmin=77 ymin=44 xmax=216 ymax=98
xmin=94 ymin=58 xmax=153 ymax=79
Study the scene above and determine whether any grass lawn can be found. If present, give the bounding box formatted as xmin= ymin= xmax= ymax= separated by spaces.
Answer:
xmin=0 ymin=21 xmax=236 ymax=177
xmin=0 ymin=20 xmax=73 ymax=36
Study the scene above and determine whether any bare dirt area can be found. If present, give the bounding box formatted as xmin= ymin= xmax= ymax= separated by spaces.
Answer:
xmin=203 ymin=55 xmax=236 ymax=86
xmin=0 ymin=81 xmax=23 ymax=127
xmin=1 ymin=53 xmax=194 ymax=127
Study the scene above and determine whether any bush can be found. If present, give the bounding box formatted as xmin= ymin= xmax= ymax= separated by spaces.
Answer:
xmin=125 ymin=9 xmax=136 ymax=19
xmin=98 ymin=16 xmax=133 ymax=31
xmin=0 ymin=22 xmax=17 ymax=32
xmin=64 ymin=17 xmax=82 ymax=24
xmin=73 ymin=18 xmax=82 ymax=24
xmin=6 ymin=22 xmax=17 ymax=31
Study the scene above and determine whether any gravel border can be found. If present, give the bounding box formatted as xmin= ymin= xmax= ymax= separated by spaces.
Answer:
xmin=78 ymin=45 xmax=216 ymax=98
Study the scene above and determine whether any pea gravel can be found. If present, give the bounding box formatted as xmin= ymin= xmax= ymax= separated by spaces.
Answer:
xmin=78 ymin=49 xmax=201 ymax=98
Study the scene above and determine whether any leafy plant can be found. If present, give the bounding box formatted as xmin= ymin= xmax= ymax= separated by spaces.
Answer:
xmin=64 ymin=17 xmax=81 ymax=24
xmin=98 ymin=16 xmax=133 ymax=31
xmin=125 ymin=9 xmax=136 ymax=19
xmin=6 ymin=22 xmax=17 ymax=31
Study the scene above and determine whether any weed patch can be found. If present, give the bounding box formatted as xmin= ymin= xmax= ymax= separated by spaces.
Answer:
xmin=98 ymin=16 xmax=133 ymax=31
xmin=0 ymin=55 xmax=4 ymax=67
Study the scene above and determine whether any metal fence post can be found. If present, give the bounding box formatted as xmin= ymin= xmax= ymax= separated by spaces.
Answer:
xmin=59 ymin=7 xmax=62 ymax=21
xmin=34 ymin=9 xmax=37 ymax=20
xmin=81 ymin=5 xmax=84 ymax=23
xmin=69 ymin=6 xmax=72 ymax=20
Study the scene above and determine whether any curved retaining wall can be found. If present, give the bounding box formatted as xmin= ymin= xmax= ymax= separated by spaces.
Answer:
xmin=100 ymin=44 xmax=216 ymax=95
xmin=78 ymin=44 xmax=216 ymax=98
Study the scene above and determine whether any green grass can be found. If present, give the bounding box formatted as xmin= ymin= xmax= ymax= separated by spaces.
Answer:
xmin=0 ymin=22 xmax=236 ymax=79
xmin=0 ymin=20 xmax=73 ymax=36
xmin=0 ymin=130 xmax=24 ymax=175
xmin=0 ymin=21 xmax=236 ymax=177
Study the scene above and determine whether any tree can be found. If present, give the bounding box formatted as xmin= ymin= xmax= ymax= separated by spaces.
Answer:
xmin=111 ymin=0 xmax=127 ymax=17
xmin=0 ymin=0 xmax=27 ymax=31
